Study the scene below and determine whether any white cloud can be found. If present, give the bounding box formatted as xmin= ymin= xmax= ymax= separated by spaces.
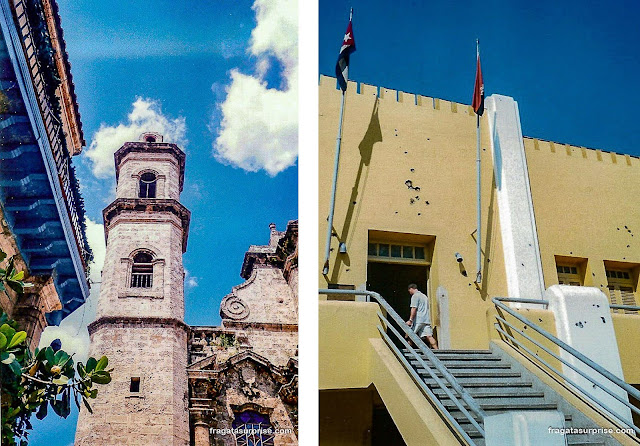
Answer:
xmin=39 ymin=218 xmax=106 ymax=364
xmin=185 ymin=269 xmax=199 ymax=289
xmin=86 ymin=98 xmax=187 ymax=178
xmin=212 ymin=0 xmax=298 ymax=177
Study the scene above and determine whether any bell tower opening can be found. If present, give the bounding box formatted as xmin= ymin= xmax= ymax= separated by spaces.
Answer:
xmin=139 ymin=172 xmax=157 ymax=198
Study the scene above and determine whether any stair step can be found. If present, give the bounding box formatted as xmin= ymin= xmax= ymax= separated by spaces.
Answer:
xmin=450 ymin=402 xmax=558 ymax=412
xmin=566 ymin=433 xmax=607 ymax=445
xmin=422 ymin=377 xmax=531 ymax=386
xmin=409 ymin=361 xmax=511 ymax=369
xmin=433 ymin=389 xmax=545 ymax=399
xmin=403 ymin=348 xmax=494 ymax=355
xmin=443 ymin=398 xmax=550 ymax=409
xmin=419 ymin=355 xmax=502 ymax=362
xmin=417 ymin=369 xmax=521 ymax=378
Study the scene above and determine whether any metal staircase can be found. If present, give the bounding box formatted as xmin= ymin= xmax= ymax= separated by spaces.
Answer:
xmin=404 ymin=346 xmax=611 ymax=446
xmin=320 ymin=289 xmax=638 ymax=446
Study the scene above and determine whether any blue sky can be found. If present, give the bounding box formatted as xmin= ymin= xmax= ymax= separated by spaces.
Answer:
xmin=320 ymin=0 xmax=640 ymax=155
xmin=29 ymin=0 xmax=297 ymax=444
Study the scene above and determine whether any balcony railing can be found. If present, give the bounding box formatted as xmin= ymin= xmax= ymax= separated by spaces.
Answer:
xmin=13 ymin=0 xmax=91 ymax=271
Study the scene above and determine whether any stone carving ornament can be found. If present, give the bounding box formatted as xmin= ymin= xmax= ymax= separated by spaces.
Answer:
xmin=220 ymin=294 xmax=250 ymax=320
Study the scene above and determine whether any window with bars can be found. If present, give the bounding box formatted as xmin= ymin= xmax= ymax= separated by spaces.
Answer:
xmin=131 ymin=252 xmax=153 ymax=288
xmin=139 ymin=172 xmax=157 ymax=198
xmin=368 ymin=242 xmax=427 ymax=262
xmin=606 ymin=268 xmax=636 ymax=312
xmin=231 ymin=410 xmax=274 ymax=446
xmin=556 ymin=265 xmax=581 ymax=286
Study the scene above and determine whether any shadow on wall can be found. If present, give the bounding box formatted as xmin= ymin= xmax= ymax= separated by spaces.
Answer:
xmin=479 ymin=173 xmax=498 ymax=302
xmin=328 ymin=98 xmax=382 ymax=284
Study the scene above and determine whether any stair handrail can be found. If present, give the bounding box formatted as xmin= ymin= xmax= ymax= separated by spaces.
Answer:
xmin=493 ymin=296 xmax=640 ymax=435
xmin=610 ymin=304 xmax=640 ymax=312
xmin=320 ymin=289 xmax=487 ymax=441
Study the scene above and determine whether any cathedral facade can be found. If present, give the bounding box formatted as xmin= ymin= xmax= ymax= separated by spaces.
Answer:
xmin=75 ymin=133 xmax=298 ymax=446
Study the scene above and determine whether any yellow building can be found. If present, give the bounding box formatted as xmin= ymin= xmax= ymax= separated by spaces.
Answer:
xmin=318 ymin=75 xmax=640 ymax=445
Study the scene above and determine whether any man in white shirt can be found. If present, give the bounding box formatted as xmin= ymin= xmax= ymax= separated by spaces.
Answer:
xmin=406 ymin=283 xmax=438 ymax=349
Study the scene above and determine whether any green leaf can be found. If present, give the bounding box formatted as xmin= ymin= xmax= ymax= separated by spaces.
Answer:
xmin=0 ymin=250 xmax=6 ymax=263
xmin=7 ymin=331 xmax=26 ymax=349
xmin=1 ymin=352 xmax=15 ymax=364
xmin=53 ymin=350 xmax=69 ymax=365
xmin=77 ymin=361 xmax=86 ymax=378
xmin=6 ymin=280 xmax=24 ymax=295
xmin=8 ymin=358 xmax=22 ymax=376
xmin=44 ymin=346 xmax=55 ymax=365
xmin=51 ymin=400 xmax=64 ymax=417
xmin=82 ymin=397 xmax=93 ymax=414
xmin=91 ymin=371 xmax=111 ymax=385
xmin=86 ymin=357 xmax=97 ymax=373
xmin=89 ymin=388 xmax=98 ymax=399
xmin=0 ymin=332 xmax=7 ymax=350
xmin=95 ymin=356 xmax=108 ymax=371
xmin=53 ymin=375 xmax=70 ymax=386
xmin=10 ymin=270 xmax=24 ymax=281
xmin=73 ymin=391 xmax=80 ymax=410
xmin=0 ymin=324 xmax=16 ymax=342
xmin=7 ymin=406 xmax=20 ymax=419
xmin=35 ymin=401 xmax=48 ymax=420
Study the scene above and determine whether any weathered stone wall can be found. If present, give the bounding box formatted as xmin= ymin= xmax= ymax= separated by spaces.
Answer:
xmin=189 ymin=357 xmax=297 ymax=446
xmin=242 ymin=329 xmax=297 ymax=367
xmin=221 ymin=267 xmax=296 ymax=327
xmin=96 ymin=213 xmax=185 ymax=321
xmin=75 ymin=322 xmax=189 ymax=445
xmin=116 ymin=152 xmax=182 ymax=200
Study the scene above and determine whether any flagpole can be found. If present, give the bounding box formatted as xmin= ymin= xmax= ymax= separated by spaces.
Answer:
xmin=323 ymin=90 xmax=347 ymax=275
xmin=475 ymin=38 xmax=482 ymax=285
xmin=323 ymin=7 xmax=353 ymax=276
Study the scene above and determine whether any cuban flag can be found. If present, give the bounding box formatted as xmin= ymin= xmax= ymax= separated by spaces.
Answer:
xmin=472 ymin=45 xmax=484 ymax=116
xmin=335 ymin=14 xmax=356 ymax=91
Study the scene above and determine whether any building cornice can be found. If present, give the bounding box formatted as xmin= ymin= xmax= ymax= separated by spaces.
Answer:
xmin=88 ymin=316 xmax=190 ymax=336
xmin=102 ymin=198 xmax=191 ymax=252
xmin=114 ymin=142 xmax=186 ymax=192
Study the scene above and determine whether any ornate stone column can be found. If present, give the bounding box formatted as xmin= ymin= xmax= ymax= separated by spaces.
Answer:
xmin=193 ymin=412 xmax=210 ymax=446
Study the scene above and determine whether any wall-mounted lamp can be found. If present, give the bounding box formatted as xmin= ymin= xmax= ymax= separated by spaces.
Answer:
xmin=454 ymin=252 xmax=464 ymax=263
xmin=339 ymin=242 xmax=347 ymax=254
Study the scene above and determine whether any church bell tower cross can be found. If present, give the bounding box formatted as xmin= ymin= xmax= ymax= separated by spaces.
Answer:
xmin=75 ymin=132 xmax=190 ymax=445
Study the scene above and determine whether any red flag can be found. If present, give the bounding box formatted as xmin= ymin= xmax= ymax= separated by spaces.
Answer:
xmin=472 ymin=46 xmax=484 ymax=116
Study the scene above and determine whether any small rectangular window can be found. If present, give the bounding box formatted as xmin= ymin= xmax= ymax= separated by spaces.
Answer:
xmin=415 ymin=247 xmax=425 ymax=260
xmin=378 ymin=244 xmax=389 ymax=257
xmin=390 ymin=245 xmax=401 ymax=258
xmin=368 ymin=243 xmax=377 ymax=256
xmin=402 ymin=246 xmax=413 ymax=258
xmin=130 ymin=377 xmax=141 ymax=393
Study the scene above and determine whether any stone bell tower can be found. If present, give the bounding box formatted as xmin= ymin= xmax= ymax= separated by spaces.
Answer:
xmin=75 ymin=132 xmax=190 ymax=445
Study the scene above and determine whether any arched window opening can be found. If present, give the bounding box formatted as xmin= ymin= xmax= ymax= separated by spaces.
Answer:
xmin=231 ymin=410 xmax=274 ymax=446
xmin=139 ymin=172 xmax=157 ymax=198
xmin=131 ymin=251 xmax=153 ymax=288
xmin=145 ymin=135 xmax=156 ymax=143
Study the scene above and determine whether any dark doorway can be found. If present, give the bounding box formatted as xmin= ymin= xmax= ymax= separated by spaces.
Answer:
xmin=367 ymin=262 xmax=428 ymax=321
